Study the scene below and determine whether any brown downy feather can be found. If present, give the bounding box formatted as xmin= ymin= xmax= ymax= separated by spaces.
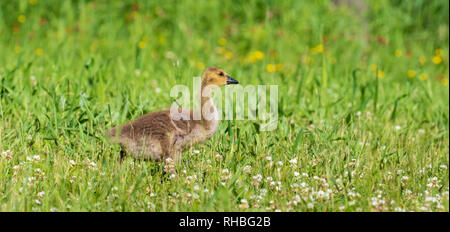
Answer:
xmin=108 ymin=67 xmax=238 ymax=162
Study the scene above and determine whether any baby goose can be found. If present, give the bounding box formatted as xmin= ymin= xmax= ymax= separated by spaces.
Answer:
xmin=108 ymin=67 xmax=238 ymax=164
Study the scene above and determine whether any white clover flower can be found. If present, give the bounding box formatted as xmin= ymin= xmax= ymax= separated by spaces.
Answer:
xmin=252 ymin=174 xmax=263 ymax=186
xmin=1 ymin=150 xmax=12 ymax=159
xmin=243 ymin=165 xmax=252 ymax=174
xmin=221 ymin=169 xmax=232 ymax=181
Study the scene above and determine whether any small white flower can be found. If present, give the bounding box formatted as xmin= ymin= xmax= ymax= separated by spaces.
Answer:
xmin=289 ymin=158 xmax=298 ymax=165
xmin=394 ymin=125 xmax=401 ymax=131
xmin=193 ymin=185 xmax=200 ymax=191
xmin=37 ymin=191 xmax=45 ymax=197
xmin=193 ymin=150 xmax=200 ymax=154
xmin=243 ymin=165 xmax=252 ymax=174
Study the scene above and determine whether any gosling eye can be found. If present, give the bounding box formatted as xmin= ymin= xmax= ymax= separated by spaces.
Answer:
xmin=218 ymin=72 xmax=224 ymax=76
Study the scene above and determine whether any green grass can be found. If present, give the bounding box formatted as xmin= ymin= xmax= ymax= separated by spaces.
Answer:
xmin=0 ymin=0 xmax=448 ymax=212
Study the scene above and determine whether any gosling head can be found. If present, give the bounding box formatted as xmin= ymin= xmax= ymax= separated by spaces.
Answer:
xmin=202 ymin=67 xmax=238 ymax=88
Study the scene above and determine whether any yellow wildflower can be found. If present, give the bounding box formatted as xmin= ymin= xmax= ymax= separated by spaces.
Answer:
xmin=432 ymin=56 xmax=442 ymax=64
xmin=435 ymin=49 xmax=443 ymax=57
xmin=138 ymin=41 xmax=146 ymax=49
xmin=419 ymin=56 xmax=427 ymax=65
xmin=29 ymin=0 xmax=37 ymax=5
xmin=407 ymin=70 xmax=416 ymax=78
xmin=248 ymin=55 xmax=256 ymax=63
xmin=18 ymin=15 xmax=26 ymax=23
xmin=370 ymin=64 xmax=377 ymax=72
xmin=419 ymin=73 xmax=428 ymax=80
xmin=267 ymin=64 xmax=276 ymax=73
xmin=441 ymin=77 xmax=449 ymax=86
xmin=218 ymin=38 xmax=227 ymax=46
xmin=35 ymin=48 xmax=43 ymax=56
xmin=395 ymin=49 xmax=403 ymax=57
xmin=254 ymin=51 xmax=264 ymax=60
xmin=377 ymin=70 xmax=385 ymax=79
xmin=315 ymin=44 xmax=324 ymax=53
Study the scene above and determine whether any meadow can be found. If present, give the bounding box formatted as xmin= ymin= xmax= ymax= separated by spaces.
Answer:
xmin=0 ymin=0 xmax=448 ymax=212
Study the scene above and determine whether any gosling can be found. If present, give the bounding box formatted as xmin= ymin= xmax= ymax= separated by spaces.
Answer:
xmin=108 ymin=67 xmax=239 ymax=163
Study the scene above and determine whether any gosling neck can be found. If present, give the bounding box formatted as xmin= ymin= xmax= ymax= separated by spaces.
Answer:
xmin=200 ymin=82 xmax=218 ymax=126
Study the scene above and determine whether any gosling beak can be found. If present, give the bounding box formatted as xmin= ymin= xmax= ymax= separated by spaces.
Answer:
xmin=226 ymin=75 xmax=239 ymax=84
